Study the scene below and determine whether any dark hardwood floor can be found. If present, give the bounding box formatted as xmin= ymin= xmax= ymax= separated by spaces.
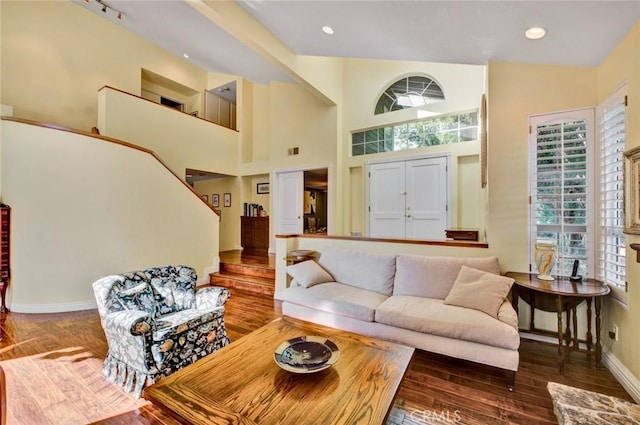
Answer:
xmin=0 ymin=288 xmax=633 ymax=424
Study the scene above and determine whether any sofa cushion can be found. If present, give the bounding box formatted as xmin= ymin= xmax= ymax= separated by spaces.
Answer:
xmin=279 ymin=282 xmax=389 ymax=322
xmin=286 ymin=260 xmax=333 ymax=288
xmin=393 ymin=254 xmax=501 ymax=299
xmin=375 ymin=296 xmax=520 ymax=350
xmin=318 ymin=247 xmax=396 ymax=296
xmin=444 ymin=266 xmax=514 ymax=318
xmin=153 ymin=308 xmax=223 ymax=340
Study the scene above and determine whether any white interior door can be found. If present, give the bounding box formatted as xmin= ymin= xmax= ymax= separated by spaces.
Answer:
xmin=277 ymin=171 xmax=304 ymax=234
xmin=406 ymin=156 xmax=449 ymax=239
xmin=369 ymin=161 xmax=406 ymax=238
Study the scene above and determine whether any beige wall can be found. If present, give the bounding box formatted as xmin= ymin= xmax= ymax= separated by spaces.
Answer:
xmin=1 ymin=119 xmax=219 ymax=312
xmin=194 ymin=176 xmax=242 ymax=251
xmin=240 ymin=79 xmax=255 ymax=163
xmin=250 ymin=84 xmax=271 ymax=163
xmin=1 ymin=0 xmax=208 ymax=131
xmin=596 ymin=21 xmax=640 ymax=381
xmin=98 ymin=87 xmax=239 ymax=178
xmin=487 ymin=61 xmax=597 ymax=272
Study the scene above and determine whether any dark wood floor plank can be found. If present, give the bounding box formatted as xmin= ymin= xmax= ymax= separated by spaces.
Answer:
xmin=0 ymin=281 xmax=633 ymax=424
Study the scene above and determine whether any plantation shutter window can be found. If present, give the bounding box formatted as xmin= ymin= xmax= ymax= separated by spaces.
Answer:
xmin=529 ymin=110 xmax=595 ymax=278
xmin=597 ymin=84 xmax=627 ymax=301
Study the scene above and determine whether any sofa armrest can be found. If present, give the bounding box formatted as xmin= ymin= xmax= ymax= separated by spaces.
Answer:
xmin=196 ymin=286 xmax=231 ymax=309
xmin=497 ymin=300 xmax=519 ymax=331
xmin=101 ymin=310 xmax=156 ymax=372
xmin=103 ymin=310 xmax=156 ymax=336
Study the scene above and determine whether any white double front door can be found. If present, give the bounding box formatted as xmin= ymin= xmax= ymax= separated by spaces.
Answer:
xmin=368 ymin=156 xmax=449 ymax=240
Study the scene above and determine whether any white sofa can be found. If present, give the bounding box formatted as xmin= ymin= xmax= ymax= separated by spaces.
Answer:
xmin=280 ymin=247 xmax=520 ymax=389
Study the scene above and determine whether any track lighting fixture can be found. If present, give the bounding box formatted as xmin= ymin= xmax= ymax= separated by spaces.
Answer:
xmin=86 ymin=0 xmax=124 ymax=21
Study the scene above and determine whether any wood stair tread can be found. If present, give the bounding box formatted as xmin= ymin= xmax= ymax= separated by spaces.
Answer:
xmin=210 ymin=271 xmax=274 ymax=286
xmin=213 ymin=251 xmax=276 ymax=296
xmin=220 ymin=262 xmax=275 ymax=279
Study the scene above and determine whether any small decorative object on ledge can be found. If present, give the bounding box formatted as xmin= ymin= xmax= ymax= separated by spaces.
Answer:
xmin=445 ymin=228 xmax=479 ymax=241
xmin=534 ymin=240 xmax=557 ymax=281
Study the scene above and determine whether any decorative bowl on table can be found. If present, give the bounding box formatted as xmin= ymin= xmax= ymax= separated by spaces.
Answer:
xmin=273 ymin=336 xmax=339 ymax=373
xmin=288 ymin=249 xmax=314 ymax=259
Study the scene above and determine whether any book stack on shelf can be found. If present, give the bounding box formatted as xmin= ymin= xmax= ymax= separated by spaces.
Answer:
xmin=243 ymin=203 xmax=265 ymax=217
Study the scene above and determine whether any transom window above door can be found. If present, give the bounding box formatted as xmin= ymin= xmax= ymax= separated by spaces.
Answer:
xmin=375 ymin=76 xmax=445 ymax=115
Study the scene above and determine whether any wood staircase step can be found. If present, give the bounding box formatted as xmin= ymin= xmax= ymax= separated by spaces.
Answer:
xmin=210 ymin=271 xmax=274 ymax=296
xmin=220 ymin=262 xmax=275 ymax=280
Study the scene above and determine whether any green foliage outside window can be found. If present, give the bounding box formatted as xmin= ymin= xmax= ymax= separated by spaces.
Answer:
xmin=352 ymin=112 xmax=478 ymax=156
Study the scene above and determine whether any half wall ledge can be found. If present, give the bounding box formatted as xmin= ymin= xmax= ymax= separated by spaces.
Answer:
xmin=275 ymin=234 xmax=489 ymax=249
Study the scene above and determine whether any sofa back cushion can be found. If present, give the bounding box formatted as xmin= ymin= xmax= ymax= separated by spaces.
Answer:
xmin=393 ymin=254 xmax=500 ymax=299
xmin=318 ymin=247 xmax=396 ymax=296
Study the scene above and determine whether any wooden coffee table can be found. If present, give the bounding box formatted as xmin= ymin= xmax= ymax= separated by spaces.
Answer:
xmin=143 ymin=317 xmax=414 ymax=425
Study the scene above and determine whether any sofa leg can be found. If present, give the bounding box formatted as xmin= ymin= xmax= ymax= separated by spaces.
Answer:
xmin=507 ymin=370 xmax=516 ymax=392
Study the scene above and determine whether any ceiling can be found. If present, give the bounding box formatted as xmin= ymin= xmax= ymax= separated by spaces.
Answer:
xmin=78 ymin=1 xmax=640 ymax=85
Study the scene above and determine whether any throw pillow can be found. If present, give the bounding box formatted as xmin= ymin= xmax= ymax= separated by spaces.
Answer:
xmin=149 ymin=277 xmax=179 ymax=316
xmin=286 ymin=260 xmax=333 ymax=288
xmin=444 ymin=266 xmax=514 ymax=318
xmin=114 ymin=283 xmax=156 ymax=317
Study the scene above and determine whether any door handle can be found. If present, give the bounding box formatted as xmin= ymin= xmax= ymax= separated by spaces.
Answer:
xmin=406 ymin=214 xmax=412 ymax=218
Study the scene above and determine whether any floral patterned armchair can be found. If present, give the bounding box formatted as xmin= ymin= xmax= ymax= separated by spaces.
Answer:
xmin=92 ymin=265 xmax=230 ymax=397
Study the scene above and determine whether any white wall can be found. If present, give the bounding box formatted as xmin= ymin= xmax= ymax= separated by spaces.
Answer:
xmin=1 ymin=119 xmax=219 ymax=312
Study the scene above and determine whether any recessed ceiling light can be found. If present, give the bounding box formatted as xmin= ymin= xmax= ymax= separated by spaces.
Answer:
xmin=322 ymin=26 xmax=334 ymax=35
xmin=525 ymin=27 xmax=546 ymax=40
xmin=183 ymin=53 xmax=190 ymax=59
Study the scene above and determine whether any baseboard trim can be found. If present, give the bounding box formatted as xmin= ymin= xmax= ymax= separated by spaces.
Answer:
xmin=603 ymin=351 xmax=640 ymax=403
xmin=9 ymin=300 xmax=97 ymax=313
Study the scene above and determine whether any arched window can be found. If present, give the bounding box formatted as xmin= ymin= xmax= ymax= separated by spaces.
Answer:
xmin=375 ymin=75 xmax=444 ymax=115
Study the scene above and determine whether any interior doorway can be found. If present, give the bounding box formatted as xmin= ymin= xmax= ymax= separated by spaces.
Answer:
xmin=303 ymin=169 xmax=328 ymax=234
xmin=275 ymin=167 xmax=329 ymax=237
